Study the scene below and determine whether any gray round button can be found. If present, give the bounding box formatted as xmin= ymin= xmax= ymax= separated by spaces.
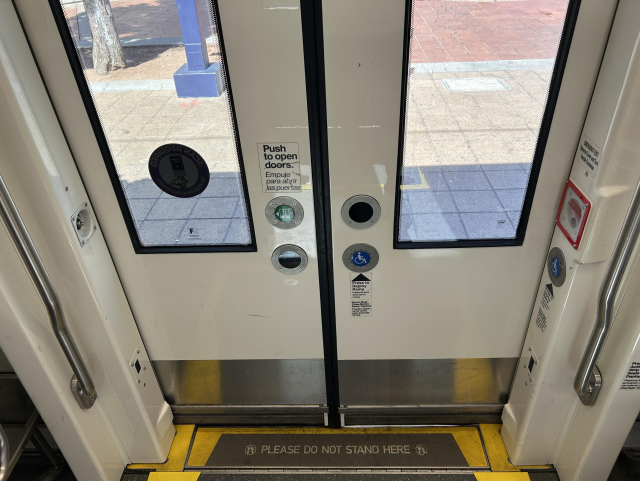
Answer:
xmin=265 ymin=197 xmax=304 ymax=229
xmin=272 ymin=245 xmax=308 ymax=274
xmin=547 ymin=247 xmax=566 ymax=287
xmin=341 ymin=195 xmax=381 ymax=229
xmin=342 ymin=243 xmax=379 ymax=272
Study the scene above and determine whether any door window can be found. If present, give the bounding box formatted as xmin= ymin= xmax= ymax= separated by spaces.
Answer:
xmin=396 ymin=0 xmax=572 ymax=246
xmin=53 ymin=0 xmax=255 ymax=251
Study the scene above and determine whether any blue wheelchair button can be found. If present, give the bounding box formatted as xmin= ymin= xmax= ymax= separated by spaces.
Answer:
xmin=351 ymin=251 xmax=370 ymax=266
xmin=550 ymin=256 xmax=561 ymax=277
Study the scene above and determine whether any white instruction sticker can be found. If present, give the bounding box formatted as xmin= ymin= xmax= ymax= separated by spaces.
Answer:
xmin=576 ymin=135 xmax=601 ymax=182
xmin=351 ymin=273 xmax=372 ymax=317
xmin=258 ymin=143 xmax=301 ymax=193
xmin=621 ymin=356 xmax=640 ymax=390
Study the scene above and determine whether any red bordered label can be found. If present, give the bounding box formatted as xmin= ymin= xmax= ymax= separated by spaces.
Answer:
xmin=556 ymin=179 xmax=591 ymax=249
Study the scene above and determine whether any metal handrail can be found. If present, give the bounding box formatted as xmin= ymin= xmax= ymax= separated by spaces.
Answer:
xmin=0 ymin=423 xmax=8 ymax=481
xmin=0 ymin=174 xmax=96 ymax=409
xmin=574 ymin=179 xmax=640 ymax=406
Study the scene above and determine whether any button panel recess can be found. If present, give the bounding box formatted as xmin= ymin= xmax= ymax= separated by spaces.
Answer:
xmin=342 ymin=243 xmax=379 ymax=273
xmin=341 ymin=195 xmax=381 ymax=229
xmin=265 ymin=197 xmax=304 ymax=229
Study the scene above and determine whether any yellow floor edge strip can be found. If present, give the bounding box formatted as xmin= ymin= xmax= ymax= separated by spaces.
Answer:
xmin=475 ymin=474 xmax=531 ymax=480
xmin=147 ymin=474 xmax=200 ymax=481
xmin=126 ymin=423 xmax=551 ymax=475
xmin=479 ymin=424 xmax=552 ymax=472
xmin=128 ymin=424 xmax=195 ymax=472
xmin=143 ymin=474 xmax=528 ymax=480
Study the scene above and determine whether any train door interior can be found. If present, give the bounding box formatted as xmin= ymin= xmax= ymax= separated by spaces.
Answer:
xmin=2 ymin=0 xmax=640 ymax=479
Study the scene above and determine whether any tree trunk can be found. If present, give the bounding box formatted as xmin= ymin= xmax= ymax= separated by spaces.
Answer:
xmin=83 ymin=0 xmax=125 ymax=75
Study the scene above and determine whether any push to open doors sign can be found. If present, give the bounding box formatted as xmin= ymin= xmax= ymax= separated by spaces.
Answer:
xmin=258 ymin=143 xmax=301 ymax=193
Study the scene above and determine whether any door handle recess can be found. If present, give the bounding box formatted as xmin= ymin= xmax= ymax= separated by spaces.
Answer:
xmin=574 ymin=180 xmax=640 ymax=406
xmin=0 ymin=174 xmax=96 ymax=409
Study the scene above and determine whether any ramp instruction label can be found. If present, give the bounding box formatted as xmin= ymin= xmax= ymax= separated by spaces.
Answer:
xmin=258 ymin=143 xmax=301 ymax=193
xmin=351 ymin=273 xmax=372 ymax=317
xmin=621 ymin=357 xmax=640 ymax=390
xmin=541 ymin=283 xmax=554 ymax=311
xmin=575 ymin=135 xmax=601 ymax=183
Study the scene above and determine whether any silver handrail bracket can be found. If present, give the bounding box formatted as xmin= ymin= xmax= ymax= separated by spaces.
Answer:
xmin=0 ymin=174 xmax=96 ymax=409
xmin=574 ymin=180 xmax=640 ymax=406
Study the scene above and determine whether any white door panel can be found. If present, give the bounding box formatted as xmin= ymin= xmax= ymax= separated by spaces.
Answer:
xmin=128 ymin=0 xmax=323 ymax=361
xmin=323 ymin=0 xmax=580 ymax=360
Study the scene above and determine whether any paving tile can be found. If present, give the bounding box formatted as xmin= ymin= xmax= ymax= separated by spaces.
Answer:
xmin=420 ymin=169 xmax=449 ymax=190
xmin=399 ymin=213 xmax=468 ymax=242
xmin=177 ymin=219 xmax=232 ymax=245
xmin=443 ymin=171 xmax=491 ymax=191
xmin=190 ymin=197 xmax=239 ymax=219
xmin=117 ymin=164 xmax=148 ymax=183
xmin=403 ymin=191 xmax=457 ymax=214
xmin=401 ymin=167 xmax=422 ymax=185
xmin=146 ymin=198 xmax=197 ymax=220
xmin=485 ymin=169 xmax=530 ymax=190
xmin=440 ymin=163 xmax=482 ymax=172
xmin=138 ymin=220 xmax=186 ymax=246
xmin=109 ymin=125 xmax=144 ymax=140
xmin=200 ymin=175 xmax=244 ymax=198
xmin=452 ymin=190 xmax=503 ymax=213
xmin=460 ymin=212 xmax=516 ymax=239
xmin=125 ymin=178 xmax=162 ymax=199
xmin=480 ymin=161 xmax=525 ymax=171
xmin=233 ymin=200 xmax=249 ymax=219
xmin=224 ymin=218 xmax=252 ymax=244
xmin=496 ymin=189 xmax=527 ymax=211
xmin=128 ymin=198 xmax=157 ymax=221
xmin=508 ymin=210 xmax=522 ymax=227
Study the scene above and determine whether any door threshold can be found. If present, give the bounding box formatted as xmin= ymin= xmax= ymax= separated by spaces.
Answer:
xmin=124 ymin=424 xmax=553 ymax=479
xmin=171 ymin=404 xmax=328 ymax=426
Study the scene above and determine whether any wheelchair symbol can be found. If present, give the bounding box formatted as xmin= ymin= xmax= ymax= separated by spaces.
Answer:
xmin=351 ymin=251 xmax=370 ymax=266
xmin=550 ymin=257 xmax=561 ymax=277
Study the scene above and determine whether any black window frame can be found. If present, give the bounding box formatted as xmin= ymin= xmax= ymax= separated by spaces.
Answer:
xmin=48 ymin=0 xmax=257 ymax=254
xmin=393 ymin=0 xmax=582 ymax=249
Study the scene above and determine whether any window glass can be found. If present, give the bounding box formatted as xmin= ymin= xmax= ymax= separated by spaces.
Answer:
xmin=57 ymin=0 xmax=252 ymax=248
xmin=398 ymin=0 xmax=570 ymax=243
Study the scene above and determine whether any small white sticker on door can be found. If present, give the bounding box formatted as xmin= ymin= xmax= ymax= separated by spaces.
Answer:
xmin=258 ymin=143 xmax=301 ymax=193
xmin=576 ymin=135 xmax=601 ymax=182
xmin=351 ymin=273 xmax=372 ymax=317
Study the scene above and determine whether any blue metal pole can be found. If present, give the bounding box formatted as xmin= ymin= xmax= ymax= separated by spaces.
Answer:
xmin=175 ymin=0 xmax=209 ymax=71
xmin=173 ymin=0 xmax=224 ymax=97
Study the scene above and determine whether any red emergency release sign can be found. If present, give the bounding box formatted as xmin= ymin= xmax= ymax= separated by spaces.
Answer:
xmin=556 ymin=179 xmax=591 ymax=249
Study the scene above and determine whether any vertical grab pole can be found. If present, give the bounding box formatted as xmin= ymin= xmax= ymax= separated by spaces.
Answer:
xmin=574 ymin=180 xmax=640 ymax=405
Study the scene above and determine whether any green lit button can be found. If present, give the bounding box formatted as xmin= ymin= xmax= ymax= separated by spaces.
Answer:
xmin=275 ymin=205 xmax=295 ymax=223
